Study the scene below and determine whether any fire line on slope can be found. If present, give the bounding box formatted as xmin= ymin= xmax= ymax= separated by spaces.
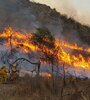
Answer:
xmin=0 ymin=27 xmax=90 ymax=69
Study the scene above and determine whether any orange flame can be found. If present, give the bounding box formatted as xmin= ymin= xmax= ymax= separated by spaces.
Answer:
xmin=0 ymin=27 xmax=90 ymax=69
xmin=55 ymin=39 xmax=90 ymax=53
xmin=0 ymin=27 xmax=37 ymax=53
xmin=57 ymin=48 xmax=90 ymax=69
xmin=48 ymin=73 xmax=52 ymax=78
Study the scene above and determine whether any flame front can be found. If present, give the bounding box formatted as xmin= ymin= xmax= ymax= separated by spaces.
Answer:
xmin=0 ymin=27 xmax=90 ymax=69
xmin=0 ymin=27 xmax=37 ymax=53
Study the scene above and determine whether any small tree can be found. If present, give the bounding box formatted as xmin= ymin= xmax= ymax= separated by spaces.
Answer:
xmin=31 ymin=28 xmax=56 ymax=75
xmin=32 ymin=28 xmax=55 ymax=49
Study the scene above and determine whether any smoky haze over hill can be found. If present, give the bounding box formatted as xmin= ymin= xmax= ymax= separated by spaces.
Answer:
xmin=0 ymin=0 xmax=90 ymax=44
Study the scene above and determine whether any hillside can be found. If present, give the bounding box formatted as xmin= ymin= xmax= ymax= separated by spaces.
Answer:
xmin=0 ymin=1 xmax=90 ymax=100
xmin=0 ymin=0 xmax=90 ymax=45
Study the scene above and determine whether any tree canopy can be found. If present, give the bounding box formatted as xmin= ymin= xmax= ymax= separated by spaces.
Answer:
xmin=32 ymin=28 xmax=55 ymax=50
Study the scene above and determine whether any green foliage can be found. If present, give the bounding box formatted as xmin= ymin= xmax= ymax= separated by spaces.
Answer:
xmin=32 ymin=28 xmax=55 ymax=49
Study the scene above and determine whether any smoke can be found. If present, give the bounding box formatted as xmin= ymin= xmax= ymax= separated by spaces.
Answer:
xmin=0 ymin=0 xmax=40 ymax=33
xmin=58 ymin=0 xmax=78 ymax=19
xmin=33 ymin=0 xmax=90 ymax=25
xmin=0 ymin=0 xmax=88 ymax=45
xmin=60 ymin=0 xmax=90 ymax=25
xmin=0 ymin=0 xmax=86 ymax=45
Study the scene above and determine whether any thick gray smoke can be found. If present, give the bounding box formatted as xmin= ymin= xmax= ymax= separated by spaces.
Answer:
xmin=0 ymin=0 xmax=63 ymax=35
xmin=0 ymin=0 xmax=82 ymax=42
xmin=0 ymin=0 xmax=40 ymax=32
xmin=34 ymin=0 xmax=90 ymax=25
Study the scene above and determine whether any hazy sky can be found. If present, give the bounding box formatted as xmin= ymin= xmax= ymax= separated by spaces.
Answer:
xmin=33 ymin=0 xmax=90 ymax=25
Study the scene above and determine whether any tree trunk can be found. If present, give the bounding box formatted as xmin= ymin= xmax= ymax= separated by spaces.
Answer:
xmin=62 ymin=63 xmax=66 ymax=86
xmin=9 ymin=33 xmax=12 ymax=54
xmin=51 ymin=55 xmax=55 ymax=91
xmin=37 ymin=60 xmax=41 ymax=76
xmin=60 ymin=63 xmax=66 ymax=99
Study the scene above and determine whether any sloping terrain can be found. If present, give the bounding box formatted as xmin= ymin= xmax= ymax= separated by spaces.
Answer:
xmin=0 ymin=0 xmax=90 ymax=45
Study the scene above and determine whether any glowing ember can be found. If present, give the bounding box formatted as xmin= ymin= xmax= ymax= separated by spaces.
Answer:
xmin=48 ymin=73 xmax=52 ymax=78
xmin=41 ymin=72 xmax=52 ymax=78
xmin=0 ymin=27 xmax=90 ymax=69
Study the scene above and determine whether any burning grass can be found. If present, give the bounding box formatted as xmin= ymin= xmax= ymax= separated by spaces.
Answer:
xmin=0 ymin=27 xmax=90 ymax=70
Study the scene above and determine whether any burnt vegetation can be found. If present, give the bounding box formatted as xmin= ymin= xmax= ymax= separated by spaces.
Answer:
xmin=0 ymin=0 xmax=90 ymax=100
xmin=0 ymin=27 xmax=90 ymax=100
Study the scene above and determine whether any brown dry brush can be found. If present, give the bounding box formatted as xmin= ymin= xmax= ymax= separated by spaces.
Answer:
xmin=6 ymin=56 xmax=89 ymax=100
xmin=0 ymin=72 xmax=90 ymax=100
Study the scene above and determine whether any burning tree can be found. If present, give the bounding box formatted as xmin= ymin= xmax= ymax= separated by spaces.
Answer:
xmin=31 ymin=28 xmax=58 ymax=76
xmin=0 ymin=26 xmax=90 ymax=78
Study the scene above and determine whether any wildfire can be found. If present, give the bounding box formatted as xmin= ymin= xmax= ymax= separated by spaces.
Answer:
xmin=0 ymin=27 xmax=27 ymax=39
xmin=48 ymin=73 xmax=52 ymax=78
xmin=0 ymin=27 xmax=90 ymax=69
xmin=41 ymin=72 xmax=52 ymax=78
xmin=55 ymin=39 xmax=90 ymax=53
xmin=57 ymin=48 xmax=90 ymax=69
xmin=0 ymin=27 xmax=37 ymax=53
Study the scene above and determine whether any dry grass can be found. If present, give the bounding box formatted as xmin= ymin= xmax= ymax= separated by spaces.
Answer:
xmin=0 ymin=75 xmax=90 ymax=100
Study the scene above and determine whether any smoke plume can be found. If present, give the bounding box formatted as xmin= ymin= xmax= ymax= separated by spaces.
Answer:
xmin=33 ymin=0 xmax=90 ymax=25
